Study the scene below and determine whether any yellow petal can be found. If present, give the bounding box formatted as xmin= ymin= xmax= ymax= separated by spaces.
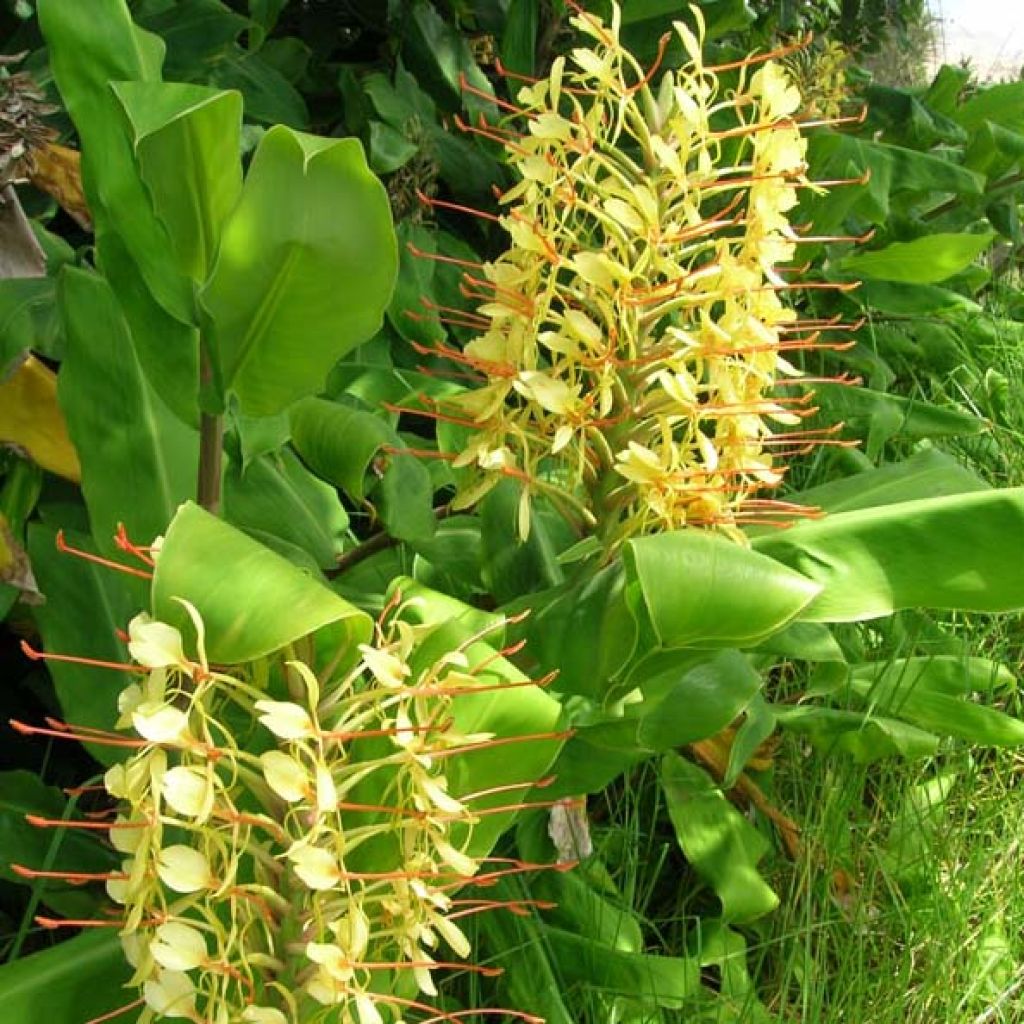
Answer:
xmin=157 ymin=845 xmax=213 ymax=893
xmin=151 ymin=921 xmax=208 ymax=972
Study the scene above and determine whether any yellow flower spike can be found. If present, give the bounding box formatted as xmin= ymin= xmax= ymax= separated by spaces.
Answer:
xmin=409 ymin=1 xmax=845 ymax=545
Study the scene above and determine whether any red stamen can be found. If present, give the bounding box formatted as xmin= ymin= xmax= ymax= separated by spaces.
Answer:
xmin=428 ymin=730 xmax=573 ymax=761
xmin=11 ymin=864 xmax=127 ymax=884
xmin=458 ymin=72 xmax=526 ymax=116
xmin=55 ymin=530 xmax=152 ymax=579
xmin=84 ymin=998 xmax=145 ymax=1024
xmin=35 ymin=915 xmax=125 ymax=929
xmin=113 ymin=523 xmax=156 ymax=567
xmin=19 ymin=639 xmax=139 ymax=674
xmin=417 ymin=190 xmax=501 ymax=223
xmin=407 ymin=242 xmax=484 ymax=271
xmin=10 ymin=719 xmax=146 ymax=749
xmin=26 ymin=814 xmax=150 ymax=831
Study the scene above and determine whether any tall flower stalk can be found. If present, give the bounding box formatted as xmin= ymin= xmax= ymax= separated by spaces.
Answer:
xmin=13 ymin=532 xmax=567 ymax=1024
xmin=403 ymin=3 xmax=861 ymax=547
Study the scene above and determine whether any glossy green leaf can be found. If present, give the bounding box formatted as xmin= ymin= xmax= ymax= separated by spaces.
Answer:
xmin=57 ymin=268 xmax=198 ymax=556
xmin=200 ymin=127 xmax=397 ymax=416
xmin=402 ymin=0 xmax=496 ymax=119
xmin=0 ymin=277 xmax=60 ymax=373
xmin=139 ymin=0 xmax=248 ymax=78
xmin=153 ymin=501 xmax=372 ymax=663
xmin=624 ymin=531 xmax=820 ymax=648
xmin=210 ymin=45 xmax=310 ymax=128
xmin=847 ymin=657 xmax=1024 ymax=745
xmin=774 ymin=706 xmax=939 ymax=761
xmin=540 ymin=926 xmax=701 ymax=1009
xmin=476 ymin=880 xmax=576 ymax=1024
xmin=517 ymin=562 xmax=637 ymax=701
xmin=28 ymin=523 xmax=138 ymax=766
xmin=38 ymin=0 xmax=193 ymax=323
xmin=837 ymin=233 xmax=994 ymax=284
xmin=501 ymin=0 xmax=538 ymax=76
xmin=0 ymin=930 xmax=131 ymax=1023
xmin=754 ymin=489 xmax=1024 ymax=622
xmin=783 ymin=447 xmax=988 ymax=516
xmin=95 ymin=229 xmax=201 ymax=428
xmin=0 ymin=771 xmax=117 ymax=918
xmin=375 ymin=448 xmax=436 ymax=544
xmin=113 ymin=81 xmax=243 ymax=281
xmin=222 ymin=448 xmax=349 ymax=570
xmin=289 ymin=397 xmax=394 ymax=500
xmin=660 ymin=753 xmax=779 ymax=922
xmin=856 ymin=279 xmax=981 ymax=315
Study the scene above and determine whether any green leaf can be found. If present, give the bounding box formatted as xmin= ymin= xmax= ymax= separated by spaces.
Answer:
xmin=837 ymin=233 xmax=994 ymax=284
xmin=200 ymin=127 xmax=398 ymax=416
xmin=28 ymin=523 xmax=138 ymax=766
xmin=660 ymin=753 xmax=778 ymax=922
xmin=38 ymin=0 xmax=194 ymax=324
xmin=402 ymin=0 xmax=496 ymax=119
xmin=855 ymin=279 xmax=981 ymax=315
xmin=754 ymin=489 xmax=1024 ymax=622
xmin=774 ymin=706 xmax=939 ymax=761
xmin=289 ymin=397 xmax=394 ymax=500
xmin=0 ymin=771 xmax=118 ymax=918
xmin=94 ymin=228 xmax=201 ymax=428
xmin=476 ymin=880 xmax=576 ymax=1024
xmin=955 ymin=80 xmax=1024 ymax=132
xmin=501 ymin=0 xmax=538 ymax=77
xmin=0 ymin=277 xmax=60 ymax=373
xmin=540 ymin=926 xmax=701 ymax=1008
xmin=782 ymin=447 xmax=988 ymax=515
xmin=846 ymin=657 xmax=1024 ymax=745
xmin=139 ymin=0 xmax=248 ymax=79
xmin=113 ymin=81 xmax=243 ymax=281
xmin=222 ymin=448 xmax=349 ymax=570
xmin=0 ymin=930 xmax=131 ymax=1023
xmin=624 ymin=531 xmax=820 ymax=648
xmin=152 ymin=501 xmax=372 ymax=663
xmin=57 ymin=268 xmax=198 ymax=556
xmin=209 ymin=45 xmax=310 ymax=128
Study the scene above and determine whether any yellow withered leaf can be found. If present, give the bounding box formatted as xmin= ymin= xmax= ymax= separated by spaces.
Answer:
xmin=28 ymin=142 xmax=91 ymax=230
xmin=0 ymin=354 xmax=81 ymax=482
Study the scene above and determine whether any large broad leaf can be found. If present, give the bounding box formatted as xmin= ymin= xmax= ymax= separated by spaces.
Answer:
xmin=0 ymin=770 xmax=117 ymax=918
xmin=754 ymin=489 xmax=1024 ymax=622
xmin=0 ymin=931 xmax=131 ymax=1023
xmin=28 ymin=523 xmax=139 ymax=766
xmin=774 ymin=706 xmax=939 ymax=762
xmin=624 ymin=531 xmax=820 ymax=648
xmin=846 ymin=657 xmax=1024 ymax=746
xmin=113 ymin=81 xmax=243 ymax=282
xmin=545 ymin=649 xmax=764 ymax=797
xmin=782 ymin=447 xmax=988 ymax=516
xmin=660 ymin=753 xmax=779 ymax=923
xmin=153 ymin=501 xmax=372 ymax=663
xmin=836 ymin=233 xmax=994 ymax=284
xmin=38 ymin=0 xmax=192 ymax=323
xmin=57 ymin=268 xmax=198 ymax=557
xmin=222 ymin=447 xmax=350 ymax=571
xmin=200 ymin=127 xmax=397 ymax=416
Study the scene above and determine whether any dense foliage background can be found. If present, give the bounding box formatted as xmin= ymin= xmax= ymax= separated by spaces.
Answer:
xmin=3 ymin=1 xmax=1024 ymax=1022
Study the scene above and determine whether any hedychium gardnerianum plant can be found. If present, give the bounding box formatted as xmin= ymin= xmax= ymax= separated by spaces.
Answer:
xmin=397 ymin=2 xmax=865 ymax=549
xmin=11 ymin=503 xmax=566 ymax=1024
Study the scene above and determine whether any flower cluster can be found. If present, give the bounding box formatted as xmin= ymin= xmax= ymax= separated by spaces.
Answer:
xmin=96 ymin=601 xmax=532 ymax=1024
xmin=409 ymin=4 xmax=839 ymax=545
xmin=784 ymin=39 xmax=850 ymax=121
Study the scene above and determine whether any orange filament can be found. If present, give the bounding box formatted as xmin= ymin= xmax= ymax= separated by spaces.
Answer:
xmin=55 ymin=530 xmax=152 ymax=579
xmin=19 ymin=639 xmax=139 ymax=674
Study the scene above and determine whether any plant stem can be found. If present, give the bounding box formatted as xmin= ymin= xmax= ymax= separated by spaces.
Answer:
xmin=197 ymin=411 xmax=224 ymax=514
xmin=197 ymin=345 xmax=223 ymax=514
